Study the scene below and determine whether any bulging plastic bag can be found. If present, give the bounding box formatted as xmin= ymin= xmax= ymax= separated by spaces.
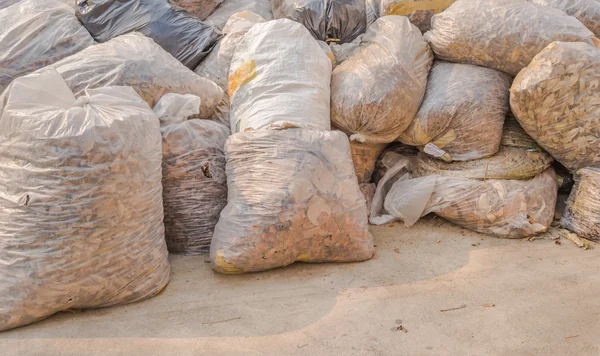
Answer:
xmin=171 ymin=0 xmax=224 ymax=20
xmin=270 ymin=0 xmax=366 ymax=43
xmin=561 ymin=167 xmax=600 ymax=240
xmin=41 ymin=33 xmax=223 ymax=120
xmin=399 ymin=61 xmax=512 ymax=161
xmin=205 ymin=0 xmax=272 ymax=30
xmin=350 ymin=141 xmax=387 ymax=184
xmin=510 ymin=41 xmax=600 ymax=172
xmin=366 ymin=0 xmax=457 ymax=32
xmin=0 ymin=0 xmax=94 ymax=93
xmin=331 ymin=16 xmax=433 ymax=144
xmin=424 ymin=0 xmax=598 ymax=75
xmin=0 ymin=70 xmax=170 ymax=332
xmin=211 ymin=129 xmax=374 ymax=274
xmin=229 ymin=19 xmax=332 ymax=133
xmin=76 ymin=0 xmax=222 ymax=69
xmin=530 ymin=0 xmax=600 ymax=38
xmin=160 ymin=108 xmax=229 ymax=254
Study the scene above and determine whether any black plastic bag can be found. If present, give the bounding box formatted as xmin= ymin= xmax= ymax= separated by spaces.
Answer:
xmin=76 ymin=0 xmax=222 ymax=69
xmin=271 ymin=0 xmax=366 ymax=43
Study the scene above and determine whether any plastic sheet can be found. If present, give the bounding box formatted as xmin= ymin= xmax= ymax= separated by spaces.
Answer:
xmin=530 ymin=0 xmax=600 ymax=37
xmin=399 ymin=61 xmax=512 ymax=161
xmin=171 ymin=0 xmax=223 ymax=20
xmin=229 ymin=19 xmax=331 ymax=133
xmin=40 ymin=33 xmax=223 ymax=120
xmin=331 ymin=16 xmax=432 ymax=144
xmin=76 ymin=0 xmax=222 ymax=69
xmin=366 ymin=0 xmax=456 ymax=32
xmin=561 ymin=168 xmax=600 ymax=240
xmin=205 ymin=0 xmax=272 ymax=29
xmin=211 ymin=129 xmax=374 ymax=274
xmin=0 ymin=70 xmax=170 ymax=332
xmin=510 ymin=41 xmax=600 ymax=172
xmin=270 ymin=0 xmax=367 ymax=43
xmin=424 ymin=0 xmax=598 ymax=75
xmin=0 ymin=0 xmax=94 ymax=93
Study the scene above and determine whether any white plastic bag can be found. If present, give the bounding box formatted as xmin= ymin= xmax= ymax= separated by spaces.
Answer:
xmin=0 ymin=0 xmax=94 ymax=93
xmin=205 ymin=0 xmax=272 ymax=30
xmin=211 ymin=129 xmax=374 ymax=274
xmin=399 ymin=61 xmax=512 ymax=161
xmin=530 ymin=0 xmax=600 ymax=37
xmin=229 ymin=19 xmax=332 ymax=133
xmin=331 ymin=16 xmax=432 ymax=144
xmin=40 ymin=33 xmax=223 ymax=120
xmin=153 ymin=93 xmax=202 ymax=127
xmin=0 ymin=70 xmax=170 ymax=332
xmin=424 ymin=0 xmax=598 ymax=75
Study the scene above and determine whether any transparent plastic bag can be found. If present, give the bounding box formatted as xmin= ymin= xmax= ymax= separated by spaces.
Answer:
xmin=76 ymin=0 xmax=222 ymax=69
xmin=510 ymin=41 xmax=600 ymax=172
xmin=530 ymin=0 xmax=600 ymax=38
xmin=205 ymin=0 xmax=272 ymax=29
xmin=229 ymin=19 xmax=332 ymax=133
xmin=270 ymin=0 xmax=366 ymax=43
xmin=424 ymin=0 xmax=598 ymax=75
xmin=0 ymin=70 xmax=170 ymax=332
xmin=561 ymin=167 xmax=600 ymax=240
xmin=366 ymin=0 xmax=457 ymax=32
xmin=331 ymin=16 xmax=433 ymax=144
xmin=0 ymin=0 xmax=94 ymax=93
xmin=40 ymin=33 xmax=223 ymax=120
xmin=211 ymin=129 xmax=374 ymax=274
xmin=399 ymin=61 xmax=512 ymax=161
xmin=171 ymin=0 xmax=224 ymax=20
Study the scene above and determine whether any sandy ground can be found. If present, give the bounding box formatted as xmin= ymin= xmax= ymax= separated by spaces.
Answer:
xmin=2 ymin=217 xmax=599 ymax=356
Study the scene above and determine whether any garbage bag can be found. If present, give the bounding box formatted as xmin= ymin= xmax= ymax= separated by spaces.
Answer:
xmin=349 ymin=141 xmax=387 ymax=184
xmin=76 ymin=0 xmax=222 ymax=69
xmin=159 ymin=98 xmax=229 ymax=254
xmin=561 ymin=167 xmax=600 ymax=240
xmin=371 ymin=160 xmax=558 ymax=238
xmin=329 ymin=34 xmax=363 ymax=65
xmin=0 ymin=70 xmax=170 ymax=332
xmin=211 ymin=129 xmax=374 ymax=274
xmin=510 ymin=41 xmax=600 ymax=172
xmin=0 ymin=0 xmax=94 ymax=94
xmin=205 ymin=0 xmax=272 ymax=29
xmin=360 ymin=183 xmax=377 ymax=217
xmin=530 ymin=0 xmax=600 ymax=38
xmin=366 ymin=0 xmax=457 ymax=32
xmin=331 ymin=16 xmax=432 ymax=144
xmin=373 ymin=143 xmax=419 ymax=185
xmin=424 ymin=0 xmax=598 ymax=75
xmin=399 ymin=61 xmax=512 ymax=161
xmin=171 ymin=0 xmax=223 ymax=20
xmin=229 ymin=19 xmax=331 ymax=133
xmin=270 ymin=0 xmax=366 ymax=43
xmin=0 ymin=0 xmax=76 ymax=9
xmin=501 ymin=113 xmax=543 ymax=152
xmin=40 ymin=33 xmax=223 ymax=120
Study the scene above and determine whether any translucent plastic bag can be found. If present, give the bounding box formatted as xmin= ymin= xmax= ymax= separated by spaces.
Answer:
xmin=0 ymin=0 xmax=94 ymax=93
xmin=501 ymin=113 xmax=542 ymax=152
xmin=171 ymin=0 xmax=224 ymax=20
xmin=229 ymin=19 xmax=332 ymax=133
xmin=372 ymin=143 xmax=419 ymax=185
xmin=211 ymin=129 xmax=374 ymax=274
xmin=366 ymin=0 xmax=457 ymax=32
xmin=331 ymin=16 xmax=432 ymax=144
xmin=561 ymin=168 xmax=600 ymax=240
xmin=41 ymin=33 xmax=223 ymax=120
xmin=530 ymin=0 xmax=600 ymax=37
xmin=510 ymin=41 xmax=600 ymax=172
xmin=205 ymin=0 xmax=272 ymax=30
xmin=349 ymin=141 xmax=387 ymax=184
xmin=399 ymin=61 xmax=512 ymax=161
xmin=76 ymin=0 xmax=222 ymax=69
xmin=270 ymin=0 xmax=366 ymax=43
xmin=0 ymin=70 xmax=170 ymax=332
xmin=424 ymin=0 xmax=598 ymax=75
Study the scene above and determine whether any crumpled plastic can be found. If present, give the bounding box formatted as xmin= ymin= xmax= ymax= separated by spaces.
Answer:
xmin=205 ymin=0 xmax=272 ymax=30
xmin=331 ymin=16 xmax=432 ymax=144
xmin=0 ymin=69 xmax=170 ymax=332
xmin=510 ymin=41 xmax=600 ymax=172
xmin=229 ymin=19 xmax=331 ymax=133
xmin=530 ymin=0 xmax=600 ymax=38
xmin=270 ymin=0 xmax=367 ymax=43
xmin=424 ymin=0 xmax=598 ymax=75
xmin=0 ymin=0 xmax=94 ymax=93
xmin=399 ymin=61 xmax=512 ymax=161
xmin=39 ymin=32 xmax=223 ymax=120
xmin=211 ymin=129 xmax=374 ymax=274
xmin=561 ymin=167 xmax=600 ymax=241
xmin=366 ymin=0 xmax=457 ymax=32
xmin=76 ymin=0 xmax=222 ymax=69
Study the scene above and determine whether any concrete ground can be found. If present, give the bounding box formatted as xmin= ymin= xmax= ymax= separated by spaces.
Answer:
xmin=2 ymin=218 xmax=600 ymax=356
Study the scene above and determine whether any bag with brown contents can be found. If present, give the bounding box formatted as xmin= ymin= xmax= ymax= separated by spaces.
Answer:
xmin=171 ymin=0 xmax=223 ymax=20
xmin=211 ymin=129 xmax=374 ymax=274
xmin=530 ymin=0 xmax=600 ymax=38
xmin=561 ymin=168 xmax=600 ymax=240
xmin=366 ymin=0 xmax=457 ymax=32
xmin=0 ymin=70 xmax=170 ymax=332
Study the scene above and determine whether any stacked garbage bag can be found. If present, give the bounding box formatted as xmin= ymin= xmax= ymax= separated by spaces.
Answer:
xmin=366 ymin=0 xmax=457 ymax=32
xmin=205 ymin=0 xmax=272 ymax=29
